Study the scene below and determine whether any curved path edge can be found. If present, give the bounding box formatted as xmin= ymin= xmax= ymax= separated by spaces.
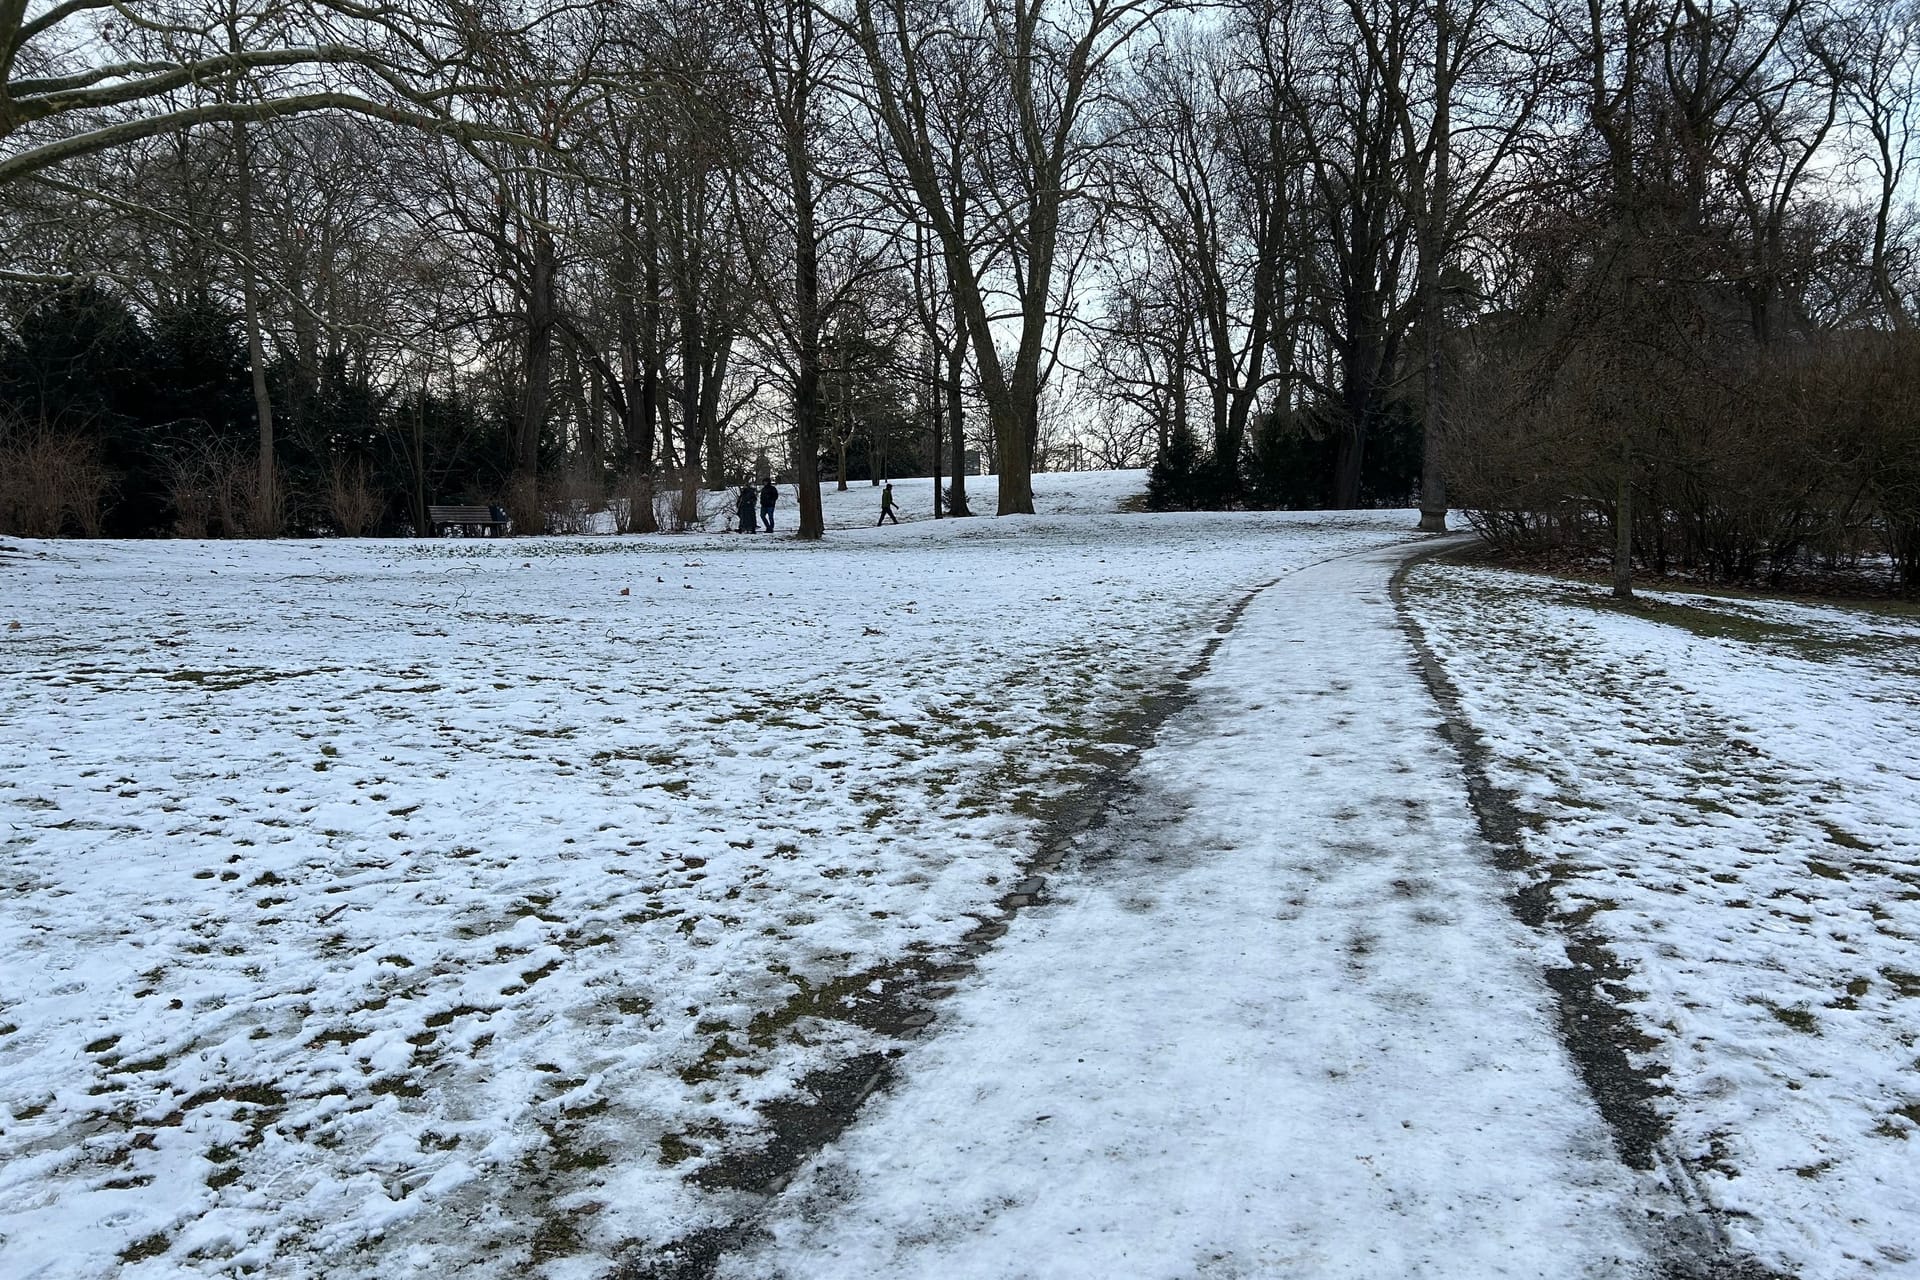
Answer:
xmin=1388 ymin=540 xmax=1793 ymax=1280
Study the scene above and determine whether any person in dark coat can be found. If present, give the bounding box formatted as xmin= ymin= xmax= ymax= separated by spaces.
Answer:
xmin=759 ymin=481 xmax=778 ymax=532
xmin=736 ymin=482 xmax=757 ymax=533
xmin=876 ymin=481 xmax=899 ymax=525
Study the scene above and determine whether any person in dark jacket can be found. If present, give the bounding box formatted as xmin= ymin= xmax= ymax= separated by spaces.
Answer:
xmin=759 ymin=480 xmax=778 ymax=532
xmin=876 ymin=481 xmax=899 ymax=525
xmin=736 ymin=482 xmax=757 ymax=533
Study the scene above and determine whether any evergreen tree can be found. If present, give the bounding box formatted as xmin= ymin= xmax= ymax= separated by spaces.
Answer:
xmin=1146 ymin=422 xmax=1201 ymax=510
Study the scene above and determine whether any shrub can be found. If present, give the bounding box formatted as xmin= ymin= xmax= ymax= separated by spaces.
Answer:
xmin=0 ymin=422 xmax=111 ymax=536
xmin=1450 ymin=324 xmax=1920 ymax=591
xmin=544 ymin=466 xmax=605 ymax=535
xmin=327 ymin=459 xmax=380 ymax=537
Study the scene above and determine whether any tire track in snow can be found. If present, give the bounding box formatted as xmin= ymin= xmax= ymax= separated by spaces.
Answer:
xmin=1390 ymin=541 xmax=1791 ymax=1280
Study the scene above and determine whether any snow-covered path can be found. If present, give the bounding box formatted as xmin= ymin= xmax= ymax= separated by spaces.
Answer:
xmin=726 ymin=542 xmax=1655 ymax=1279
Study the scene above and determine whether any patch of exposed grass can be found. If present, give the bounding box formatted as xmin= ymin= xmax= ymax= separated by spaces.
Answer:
xmin=1827 ymin=977 xmax=1874 ymax=1010
xmin=1881 ymin=968 xmax=1920 ymax=998
xmin=1765 ymin=1004 xmax=1821 ymax=1034
xmin=119 ymin=1232 xmax=171 ymax=1262
xmin=1822 ymin=823 xmax=1877 ymax=852
xmin=182 ymin=1082 xmax=286 ymax=1110
xmin=1565 ymin=586 xmax=1920 ymax=668
xmin=529 ymin=1209 xmax=588 ymax=1263
xmin=164 ymin=666 xmax=332 ymax=691
xmin=677 ymin=1034 xmax=745 ymax=1084
xmin=505 ymin=959 xmax=562 ymax=994
xmin=424 ymin=1004 xmax=487 ymax=1028
xmin=369 ymin=1075 xmax=424 ymax=1098
xmin=744 ymin=964 xmax=906 ymax=1051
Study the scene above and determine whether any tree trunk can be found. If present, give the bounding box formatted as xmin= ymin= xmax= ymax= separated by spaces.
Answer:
xmin=990 ymin=393 xmax=1033 ymax=512
xmin=793 ymin=360 xmax=825 ymax=538
xmin=1612 ymin=446 xmax=1635 ymax=600
xmin=513 ymin=228 xmax=557 ymax=534
xmin=678 ymin=301 xmax=704 ymax=525
xmin=1334 ymin=343 xmax=1371 ymax=509
xmin=1870 ymin=125 xmax=1911 ymax=330
xmin=1334 ymin=426 xmax=1366 ymax=510
xmin=700 ymin=332 xmax=730 ymax=490
xmin=931 ymin=337 xmax=943 ymax=518
xmin=1170 ymin=335 xmax=1191 ymax=455
xmin=618 ymin=292 xmax=658 ymax=534
xmin=994 ymin=358 xmax=1038 ymax=514
xmin=789 ymin=151 xmax=827 ymax=537
xmin=232 ymin=118 xmax=279 ymax=537
xmin=412 ymin=381 xmax=428 ymax=536
xmin=834 ymin=323 xmax=851 ymax=492
xmin=584 ymin=354 xmax=604 ymax=477
xmin=289 ymin=283 xmax=318 ymax=447
xmin=1333 ymin=319 xmax=1391 ymax=510
xmin=944 ymin=188 xmax=972 ymax=517
xmin=628 ymin=216 xmax=662 ymax=533
xmin=702 ymin=338 xmax=727 ymax=492
xmin=1417 ymin=3 xmax=1452 ymax=534
xmin=946 ymin=331 xmax=970 ymax=516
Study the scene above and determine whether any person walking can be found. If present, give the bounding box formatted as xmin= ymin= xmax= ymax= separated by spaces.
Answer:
xmin=876 ymin=481 xmax=900 ymax=526
xmin=736 ymin=482 xmax=757 ymax=533
xmin=759 ymin=480 xmax=778 ymax=532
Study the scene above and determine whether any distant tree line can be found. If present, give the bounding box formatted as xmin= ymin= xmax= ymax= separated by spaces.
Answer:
xmin=0 ymin=0 xmax=1915 ymax=587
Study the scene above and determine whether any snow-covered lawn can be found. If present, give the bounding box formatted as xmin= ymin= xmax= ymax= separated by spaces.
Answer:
xmin=14 ymin=483 xmax=1916 ymax=1280
xmin=0 ymin=474 xmax=1422 ymax=1277
xmin=1402 ymin=562 xmax=1920 ymax=1280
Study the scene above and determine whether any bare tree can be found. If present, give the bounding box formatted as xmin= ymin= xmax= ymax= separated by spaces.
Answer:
xmin=0 ymin=0 xmax=528 ymax=199
xmin=732 ymin=0 xmax=894 ymax=537
xmin=843 ymin=0 xmax=1166 ymax=515
xmin=1826 ymin=0 xmax=1919 ymax=329
xmin=1104 ymin=22 xmax=1293 ymax=491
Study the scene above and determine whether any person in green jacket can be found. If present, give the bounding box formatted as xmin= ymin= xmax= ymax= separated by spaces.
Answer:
xmin=876 ymin=481 xmax=899 ymax=526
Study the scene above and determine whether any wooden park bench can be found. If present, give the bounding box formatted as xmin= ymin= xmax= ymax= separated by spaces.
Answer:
xmin=428 ymin=504 xmax=510 ymax=536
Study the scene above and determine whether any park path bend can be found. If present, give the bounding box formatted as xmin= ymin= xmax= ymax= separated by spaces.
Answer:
xmin=720 ymin=541 xmax=1655 ymax=1280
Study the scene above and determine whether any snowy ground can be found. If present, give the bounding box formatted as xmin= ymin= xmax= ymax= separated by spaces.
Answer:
xmin=2 ymin=473 xmax=1422 ymax=1277
xmin=9 ymin=480 xmax=1917 ymax=1279
xmin=1401 ymin=563 xmax=1920 ymax=1279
